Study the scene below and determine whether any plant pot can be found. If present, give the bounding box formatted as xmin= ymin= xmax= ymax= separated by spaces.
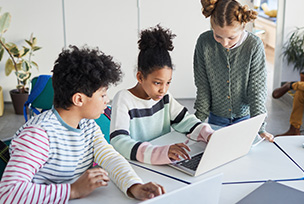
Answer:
xmin=0 ymin=86 xmax=4 ymax=116
xmin=301 ymin=72 xmax=304 ymax=82
xmin=9 ymin=89 xmax=29 ymax=115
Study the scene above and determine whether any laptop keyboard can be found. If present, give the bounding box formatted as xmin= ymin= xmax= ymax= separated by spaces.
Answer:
xmin=177 ymin=152 xmax=204 ymax=171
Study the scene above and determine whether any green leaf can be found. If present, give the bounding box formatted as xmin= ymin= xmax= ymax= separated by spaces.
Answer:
xmin=22 ymin=60 xmax=30 ymax=72
xmin=283 ymin=27 xmax=304 ymax=72
xmin=31 ymin=61 xmax=39 ymax=70
xmin=15 ymin=70 xmax=30 ymax=83
xmin=16 ymin=62 xmax=22 ymax=71
xmin=5 ymin=58 xmax=14 ymax=76
xmin=25 ymin=39 xmax=32 ymax=47
xmin=0 ymin=12 xmax=11 ymax=34
xmin=33 ymin=46 xmax=41 ymax=52
xmin=32 ymin=37 xmax=37 ymax=47
xmin=0 ymin=47 xmax=4 ymax=61
xmin=21 ymin=47 xmax=30 ymax=57
xmin=8 ymin=44 xmax=19 ymax=57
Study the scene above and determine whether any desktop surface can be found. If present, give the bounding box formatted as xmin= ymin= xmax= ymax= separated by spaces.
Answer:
xmin=274 ymin=136 xmax=304 ymax=172
xmin=140 ymin=131 xmax=304 ymax=183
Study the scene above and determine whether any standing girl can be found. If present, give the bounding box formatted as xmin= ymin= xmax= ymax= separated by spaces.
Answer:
xmin=110 ymin=25 xmax=214 ymax=165
xmin=194 ymin=0 xmax=273 ymax=141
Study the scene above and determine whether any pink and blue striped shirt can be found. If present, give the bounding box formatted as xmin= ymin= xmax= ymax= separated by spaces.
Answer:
xmin=0 ymin=108 xmax=142 ymax=203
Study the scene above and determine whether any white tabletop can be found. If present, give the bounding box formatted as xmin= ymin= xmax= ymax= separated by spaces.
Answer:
xmin=70 ymin=134 xmax=304 ymax=204
xmin=69 ymin=164 xmax=186 ymax=204
xmin=134 ymin=132 xmax=304 ymax=184
xmin=274 ymin=136 xmax=304 ymax=172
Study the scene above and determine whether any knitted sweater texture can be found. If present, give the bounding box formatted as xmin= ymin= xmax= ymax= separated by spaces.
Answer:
xmin=193 ymin=30 xmax=267 ymax=132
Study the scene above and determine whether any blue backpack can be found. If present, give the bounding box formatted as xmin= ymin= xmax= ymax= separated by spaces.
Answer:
xmin=23 ymin=75 xmax=111 ymax=143
xmin=23 ymin=75 xmax=53 ymax=122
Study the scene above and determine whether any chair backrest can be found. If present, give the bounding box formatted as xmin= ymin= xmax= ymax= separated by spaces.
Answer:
xmin=95 ymin=106 xmax=111 ymax=143
xmin=0 ymin=139 xmax=11 ymax=179
xmin=24 ymin=75 xmax=54 ymax=122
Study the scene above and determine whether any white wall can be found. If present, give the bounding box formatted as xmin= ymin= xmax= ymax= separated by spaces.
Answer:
xmin=0 ymin=0 xmax=256 ymax=102
xmin=0 ymin=0 xmax=64 ymax=102
xmin=0 ymin=0 xmax=212 ymax=101
xmin=139 ymin=0 xmax=210 ymax=98
xmin=64 ymin=0 xmax=139 ymax=100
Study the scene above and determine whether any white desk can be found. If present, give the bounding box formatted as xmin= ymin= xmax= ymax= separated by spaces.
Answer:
xmin=69 ymin=165 xmax=186 ymax=204
xmin=70 ymin=134 xmax=304 ymax=203
xmin=274 ymin=136 xmax=304 ymax=171
xmin=133 ymin=132 xmax=304 ymax=184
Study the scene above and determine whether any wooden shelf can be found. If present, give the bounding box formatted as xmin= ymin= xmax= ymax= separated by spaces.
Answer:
xmin=255 ymin=17 xmax=277 ymax=49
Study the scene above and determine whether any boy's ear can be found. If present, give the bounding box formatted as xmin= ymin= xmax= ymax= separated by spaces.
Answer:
xmin=136 ymin=71 xmax=144 ymax=83
xmin=72 ymin=93 xmax=84 ymax=107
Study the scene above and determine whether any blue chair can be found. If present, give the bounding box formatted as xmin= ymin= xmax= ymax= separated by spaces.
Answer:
xmin=95 ymin=106 xmax=111 ymax=143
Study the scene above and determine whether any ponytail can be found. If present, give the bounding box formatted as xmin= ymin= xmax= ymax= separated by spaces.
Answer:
xmin=137 ymin=24 xmax=176 ymax=77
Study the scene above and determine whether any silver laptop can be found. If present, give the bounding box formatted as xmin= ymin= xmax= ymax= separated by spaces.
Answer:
xmin=169 ymin=114 xmax=267 ymax=177
xmin=237 ymin=180 xmax=304 ymax=204
xmin=140 ymin=173 xmax=223 ymax=204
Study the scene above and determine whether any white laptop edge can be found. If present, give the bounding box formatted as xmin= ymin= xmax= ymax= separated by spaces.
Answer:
xmin=140 ymin=173 xmax=223 ymax=204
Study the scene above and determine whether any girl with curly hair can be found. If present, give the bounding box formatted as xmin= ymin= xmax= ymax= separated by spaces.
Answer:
xmin=110 ymin=25 xmax=214 ymax=165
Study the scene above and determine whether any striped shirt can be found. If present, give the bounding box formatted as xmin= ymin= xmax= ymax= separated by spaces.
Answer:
xmin=110 ymin=90 xmax=214 ymax=165
xmin=0 ymin=107 xmax=142 ymax=204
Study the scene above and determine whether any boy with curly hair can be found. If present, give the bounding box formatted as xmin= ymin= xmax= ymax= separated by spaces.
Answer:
xmin=0 ymin=46 xmax=164 ymax=203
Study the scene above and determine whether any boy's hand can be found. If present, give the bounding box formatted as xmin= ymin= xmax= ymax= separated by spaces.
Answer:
xmin=127 ymin=182 xmax=165 ymax=200
xmin=168 ymin=143 xmax=191 ymax=161
xmin=70 ymin=167 xmax=110 ymax=200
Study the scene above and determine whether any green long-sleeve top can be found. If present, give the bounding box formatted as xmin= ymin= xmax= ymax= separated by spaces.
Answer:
xmin=193 ymin=30 xmax=267 ymax=133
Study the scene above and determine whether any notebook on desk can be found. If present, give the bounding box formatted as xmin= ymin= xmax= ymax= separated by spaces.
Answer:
xmin=141 ymin=173 xmax=223 ymax=204
xmin=168 ymin=113 xmax=266 ymax=176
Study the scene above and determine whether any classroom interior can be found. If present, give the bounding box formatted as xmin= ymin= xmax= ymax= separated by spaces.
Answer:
xmin=1 ymin=0 xmax=304 ymax=203
xmin=0 ymin=0 xmax=302 ymax=140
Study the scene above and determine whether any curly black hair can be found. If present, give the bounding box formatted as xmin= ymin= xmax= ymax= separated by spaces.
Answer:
xmin=52 ymin=45 xmax=122 ymax=109
xmin=137 ymin=24 xmax=176 ymax=77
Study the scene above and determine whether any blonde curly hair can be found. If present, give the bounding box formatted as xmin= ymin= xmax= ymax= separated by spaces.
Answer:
xmin=201 ymin=0 xmax=257 ymax=27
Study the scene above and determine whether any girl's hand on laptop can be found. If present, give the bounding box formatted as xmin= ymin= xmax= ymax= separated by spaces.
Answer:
xmin=260 ymin=131 xmax=274 ymax=142
xmin=168 ymin=143 xmax=191 ymax=161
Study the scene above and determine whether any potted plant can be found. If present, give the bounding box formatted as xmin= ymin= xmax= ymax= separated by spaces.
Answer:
xmin=282 ymin=27 xmax=304 ymax=81
xmin=0 ymin=8 xmax=41 ymax=114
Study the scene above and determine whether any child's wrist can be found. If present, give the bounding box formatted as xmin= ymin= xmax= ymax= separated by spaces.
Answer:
xmin=127 ymin=183 xmax=141 ymax=198
xmin=69 ymin=184 xmax=78 ymax=200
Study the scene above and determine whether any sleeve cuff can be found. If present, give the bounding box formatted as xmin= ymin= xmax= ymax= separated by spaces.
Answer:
xmin=136 ymin=142 xmax=172 ymax=165
xmin=187 ymin=123 xmax=214 ymax=142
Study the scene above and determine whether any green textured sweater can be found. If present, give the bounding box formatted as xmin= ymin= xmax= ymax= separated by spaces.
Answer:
xmin=193 ymin=30 xmax=267 ymax=133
